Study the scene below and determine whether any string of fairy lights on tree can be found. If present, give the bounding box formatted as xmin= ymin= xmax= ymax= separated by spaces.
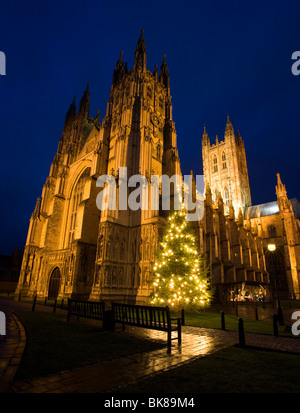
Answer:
xmin=149 ymin=207 xmax=212 ymax=310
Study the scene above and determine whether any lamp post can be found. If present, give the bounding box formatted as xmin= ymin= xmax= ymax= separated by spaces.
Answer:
xmin=267 ymin=244 xmax=284 ymax=326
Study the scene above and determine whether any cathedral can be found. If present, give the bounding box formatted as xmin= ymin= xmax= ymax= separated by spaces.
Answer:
xmin=16 ymin=31 xmax=300 ymax=304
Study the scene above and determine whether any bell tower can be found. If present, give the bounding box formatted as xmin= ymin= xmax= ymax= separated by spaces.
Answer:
xmin=202 ymin=116 xmax=251 ymax=217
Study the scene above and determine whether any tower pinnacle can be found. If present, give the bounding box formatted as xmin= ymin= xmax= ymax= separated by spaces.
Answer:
xmin=225 ymin=115 xmax=234 ymax=138
xmin=159 ymin=54 xmax=170 ymax=91
xmin=276 ymin=172 xmax=287 ymax=199
xmin=112 ymin=50 xmax=126 ymax=85
xmin=78 ymin=82 xmax=90 ymax=118
xmin=134 ymin=29 xmax=146 ymax=71
xmin=64 ymin=96 xmax=76 ymax=125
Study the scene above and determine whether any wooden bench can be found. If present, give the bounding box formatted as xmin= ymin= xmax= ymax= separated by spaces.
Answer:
xmin=112 ymin=302 xmax=182 ymax=348
xmin=67 ymin=298 xmax=106 ymax=322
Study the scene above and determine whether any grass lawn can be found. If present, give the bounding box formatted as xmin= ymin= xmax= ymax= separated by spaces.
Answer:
xmin=120 ymin=345 xmax=300 ymax=393
xmin=14 ymin=311 xmax=165 ymax=381
xmin=172 ymin=310 xmax=298 ymax=337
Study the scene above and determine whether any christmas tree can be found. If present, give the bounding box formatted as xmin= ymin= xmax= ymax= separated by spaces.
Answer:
xmin=149 ymin=208 xmax=212 ymax=311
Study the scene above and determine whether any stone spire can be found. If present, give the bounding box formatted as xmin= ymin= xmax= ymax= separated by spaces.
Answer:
xmin=235 ymin=129 xmax=243 ymax=146
xmin=153 ymin=63 xmax=158 ymax=81
xmin=134 ymin=29 xmax=146 ymax=71
xmin=276 ymin=173 xmax=293 ymax=214
xmin=64 ymin=96 xmax=76 ymax=126
xmin=112 ymin=51 xmax=127 ymax=85
xmin=159 ymin=54 xmax=170 ymax=91
xmin=276 ymin=172 xmax=287 ymax=199
xmin=202 ymin=126 xmax=210 ymax=146
xmin=237 ymin=208 xmax=244 ymax=226
xmin=225 ymin=115 xmax=234 ymax=139
xmin=78 ymin=82 xmax=90 ymax=118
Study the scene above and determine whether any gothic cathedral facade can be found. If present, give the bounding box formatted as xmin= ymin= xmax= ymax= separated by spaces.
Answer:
xmin=16 ymin=32 xmax=300 ymax=303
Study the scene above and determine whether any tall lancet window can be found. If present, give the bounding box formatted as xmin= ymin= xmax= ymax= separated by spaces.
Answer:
xmin=224 ymin=187 xmax=230 ymax=210
xmin=222 ymin=152 xmax=227 ymax=169
xmin=213 ymin=155 xmax=218 ymax=173
xmin=68 ymin=168 xmax=91 ymax=245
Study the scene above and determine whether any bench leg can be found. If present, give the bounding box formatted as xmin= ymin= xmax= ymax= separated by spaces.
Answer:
xmin=178 ymin=320 xmax=182 ymax=345
xmin=167 ymin=329 xmax=171 ymax=348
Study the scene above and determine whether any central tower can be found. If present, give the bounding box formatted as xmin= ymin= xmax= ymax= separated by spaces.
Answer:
xmin=89 ymin=30 xmax=181 ymax=303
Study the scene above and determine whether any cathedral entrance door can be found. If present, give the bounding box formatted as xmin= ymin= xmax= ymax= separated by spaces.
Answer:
xmin=48 ymin=267 xmax=61 ymax=299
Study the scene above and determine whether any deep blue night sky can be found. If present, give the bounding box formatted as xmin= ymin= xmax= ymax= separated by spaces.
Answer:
xmin=1 ymin=0 xmax=300 ymax=255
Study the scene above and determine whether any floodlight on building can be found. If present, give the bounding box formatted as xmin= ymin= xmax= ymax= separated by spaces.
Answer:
xmin=268 ymin=244 xmax=276 ymax=252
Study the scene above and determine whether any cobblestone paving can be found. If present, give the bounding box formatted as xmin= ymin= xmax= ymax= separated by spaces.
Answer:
xmin=0 ymin=312 xmax=26 ymax=393
xmin=9 ymin=328 xmax=233 ymax=393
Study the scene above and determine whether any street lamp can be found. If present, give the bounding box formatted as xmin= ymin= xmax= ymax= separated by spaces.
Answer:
xmin=267 ymin=244 xmax=284 ymax=326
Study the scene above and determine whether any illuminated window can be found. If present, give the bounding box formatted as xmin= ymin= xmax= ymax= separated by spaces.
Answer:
xmin=213 ymin=155 xmax=218 ymax=173
xmin=222 ymin=152 xmax=227 ymax=169
xmin=68 ymin=168 xmax=91 ymax=245
xmin=224 ymin=187 xmax=230 ymax=209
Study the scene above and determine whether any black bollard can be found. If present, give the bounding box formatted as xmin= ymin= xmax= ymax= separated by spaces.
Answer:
xmin=18 ymin=291 xmax=22 ymax=302
xmin=273 ymin=314 xmax=278 ymax=337
xmin=221 ymin=311 xmax=225 ymax=330
xmin=238 ymin=318 xmax=245 ymax=347
xmin=61 ymin=299 xmax=64 ymax=308
xmin=32 ymin=294 xmax=37 ymax=312
xmin=53 ymin=299 xmax=57 ymax=313
xmin=44 ymin=297 xmax=47 ymax=306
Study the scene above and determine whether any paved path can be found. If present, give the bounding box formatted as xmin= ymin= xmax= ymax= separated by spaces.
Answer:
xmin=0 ymin=297 xmax=299 ymax=393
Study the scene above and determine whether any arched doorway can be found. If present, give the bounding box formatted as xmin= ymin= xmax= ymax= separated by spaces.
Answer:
xmin=48 ymin=267 xmax=61 ymax=299
xmin=265 ymin=247 xmax=289 ymax=299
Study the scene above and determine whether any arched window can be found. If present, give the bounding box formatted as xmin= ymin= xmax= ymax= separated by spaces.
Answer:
xmin=267 ymin=225 xmax=276 ymax=238
xmin=157 ymin=144 xmax=161 ymax=160
xmin=222 ymin=152 xmax=227 ymax=169
xmin=224 ymin=187 xmax=230 ymax=209
xmin=68 ymin=168 xmax=91 ymax=245
xmin=213 ymin=155 xmax=218 ymax=173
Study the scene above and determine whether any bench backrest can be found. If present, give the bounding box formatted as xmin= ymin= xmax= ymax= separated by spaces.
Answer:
xmin=68 ymin=299 xmax=105 ymax=320
xmin=112 ymin=302 xmax=171 ymax=330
